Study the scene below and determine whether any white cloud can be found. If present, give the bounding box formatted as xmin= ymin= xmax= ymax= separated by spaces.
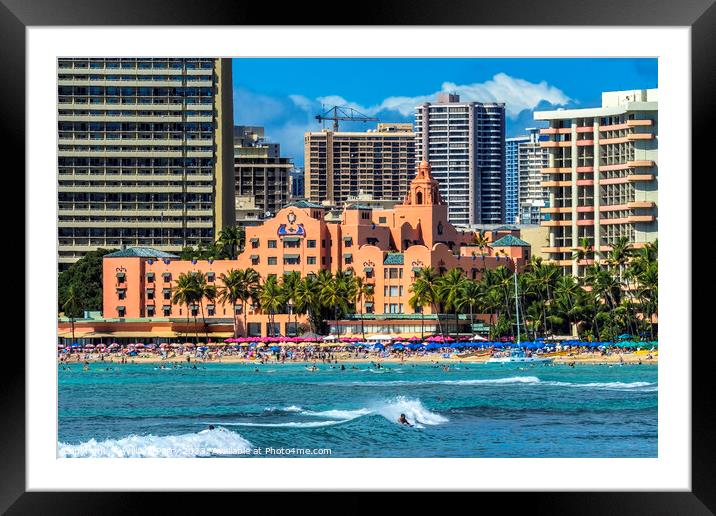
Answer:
xmin=307 ymin=73 xmax=571 ymax=119
xmin=289 ymin=94 xmax=313 ymax=112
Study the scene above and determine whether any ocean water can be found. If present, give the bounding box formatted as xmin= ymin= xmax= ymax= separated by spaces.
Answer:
xmin=58 ymin=361 xmax=657 ymax=458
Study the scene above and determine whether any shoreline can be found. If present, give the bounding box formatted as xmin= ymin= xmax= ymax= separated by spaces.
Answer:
xmin=59 ymin=351 xmax=657 ymax=366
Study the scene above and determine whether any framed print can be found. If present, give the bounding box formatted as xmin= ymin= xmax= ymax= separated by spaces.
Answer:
xmin=5 ymin=0 xmax=714 ymax=512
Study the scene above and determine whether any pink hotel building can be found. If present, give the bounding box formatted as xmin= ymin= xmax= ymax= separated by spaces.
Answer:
xmin=63 ymin=161 xmax=532 ymax=340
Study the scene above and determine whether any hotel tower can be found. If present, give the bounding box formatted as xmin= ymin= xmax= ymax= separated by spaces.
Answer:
xmin=304 ymin=123 xmax=416 ymax=206
xmin=414 ymin=93 xmax=506 ymax=226
xmin=57 ymin=58 xmax=235 ymax=270
xmin=534 ymin=89 xmax=658 ymax=276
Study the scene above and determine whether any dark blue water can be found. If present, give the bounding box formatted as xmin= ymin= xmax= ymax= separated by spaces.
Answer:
xmin=58 ymin=362 xmax=657 ymax=458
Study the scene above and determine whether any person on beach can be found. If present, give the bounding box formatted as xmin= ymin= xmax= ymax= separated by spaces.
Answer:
xmin=397 ymin=414 xmax=413 ymax=427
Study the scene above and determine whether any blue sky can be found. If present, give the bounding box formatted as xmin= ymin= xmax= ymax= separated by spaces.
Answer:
xmin=232 ymin=58 xmax=657 ymax=167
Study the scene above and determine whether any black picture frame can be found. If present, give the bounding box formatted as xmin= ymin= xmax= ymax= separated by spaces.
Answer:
xmin=4 ymin=0 xmax=712 ymax=512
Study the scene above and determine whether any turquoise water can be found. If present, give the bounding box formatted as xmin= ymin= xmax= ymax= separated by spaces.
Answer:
xmin=58 ymin=361 xmax=657 ymax=458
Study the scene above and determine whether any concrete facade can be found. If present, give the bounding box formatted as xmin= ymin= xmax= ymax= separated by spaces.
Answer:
xmin=534 ymin=89 xmax=658 ymax=276
xmin=57 ymin=58 xmax=235 ymax=270
xmin=304 ymin=123 xmax=416 ymax=206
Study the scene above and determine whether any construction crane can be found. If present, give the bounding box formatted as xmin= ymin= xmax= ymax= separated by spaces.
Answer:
xmin=315 ymin=105 xmax=380 ymax=131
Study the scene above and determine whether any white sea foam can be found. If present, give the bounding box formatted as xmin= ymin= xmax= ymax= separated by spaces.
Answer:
xmin=371 ymin=396 xmax=448 ymax=428
xmin=57 ymin=428 xmax=252 ymax=458
xmin=323 ymin=376 xmax=656 ymax=391
xmin=225 ymin=397 xmax=448 ymax=430
xmin=222 ymin=420 xmax=349 ymax=428
xmin=545 ymin=380 xmax=656 ymax=390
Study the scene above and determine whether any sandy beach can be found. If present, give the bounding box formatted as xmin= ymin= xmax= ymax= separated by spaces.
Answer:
xmin=59 ymin=350 xmax=657 ymax=366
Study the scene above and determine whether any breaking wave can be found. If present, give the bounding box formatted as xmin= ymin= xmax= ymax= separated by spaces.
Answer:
xmin=57 ymin=428 xmax=252 ymax=458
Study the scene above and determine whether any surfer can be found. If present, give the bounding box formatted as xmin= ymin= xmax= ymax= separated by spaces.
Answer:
xmin=397 ymin=413 xmax=413 ymax=427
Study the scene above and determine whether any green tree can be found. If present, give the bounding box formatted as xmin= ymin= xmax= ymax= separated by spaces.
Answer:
xmin=259 ymin=276 xmax=284 ymax=336
xmin=412 ymin=267 xmax=444 ymax=335
xmin=61 ymin=284 xmax=83 ymax=344
xmin=58 ymin=248 xmax=116 ymax=314
xmin=437 ymin=268 xmax=467 ymax=337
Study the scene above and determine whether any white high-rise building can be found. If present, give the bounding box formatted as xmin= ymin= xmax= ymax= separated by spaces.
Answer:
xmin=414 ymin=93 xmax=505 ymax=226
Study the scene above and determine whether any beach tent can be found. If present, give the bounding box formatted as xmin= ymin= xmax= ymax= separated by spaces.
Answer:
xmin=366 ymin=335 xmax=392 ymax=342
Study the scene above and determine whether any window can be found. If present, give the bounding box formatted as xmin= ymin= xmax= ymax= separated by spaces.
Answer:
xmin=383 ymin=303 xmax=403 ymax=314
xmin=116 ymin=288 xmax=126 ymax=300
xmin=307 ymin=240 xmax=317 ymax=248
xmin=285 ymin=322 xmax=299 ymax=337
xmin=251 ymin=255 xmax=259 ymax=265
xmin=266 ymin=322 xmax=280 ymax=336
xmin=248 ymin=322 xmax=261 ymax=337
xmin=344 ymin=253 xmax=353 ymax=264
xmin=190 ymin=305 xmax=199 ymax=317
xmin=251 ymin=238 xmax=260 ymax=248
xmin=307 ymin=256 xmax=316 ymax=265
xmin=146 ymin=305 xmax=155 ymax=317
xmin=284 ymin=255 xmax=300 ymax=265
xmin=116 ymin=272 xmax=126 ymax=283
xmin=117 ymin=306 xmax=126 ymax=317
xmin=268 ymin=257 xmax=277 ymax=265
xmin=162 ymin=306 xmax=171 ymax=317
xmin=207 ymin=305 xmax=215 ymax=316
xmin=321 ymin=239 xmax=326 ymax=248
xmin=206 ymin=272 xmax=215 ymax=282
xmin=146 ymin=272 xmax=155 ymax=282
xmin=147 ymin=288 xmax=155 ymax=300
xmin=379 ymin=217 xmax=387 ymax=224
xmin=162 ymin=272 xmax=172 ymax=282
xmin=163 ymin=288 xmax=171 ymax=300
xmin=268 ymin=240 xmax=277 ymax=248
xmin=385 ymin=268 xmax=401 ymax=279
xmin=235 ymin=304 xmax=243 ymax=315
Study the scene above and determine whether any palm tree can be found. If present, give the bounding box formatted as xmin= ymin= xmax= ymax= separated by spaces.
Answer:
xmin=217 ymin=226 xmax=242 ymax=260
xmin=457 ymin=280 xmax=482 ymax=336
xmin=218 ymin=269 xmax=243 ymax=338
xmin=258 ymin=276 xmax=284 ymax=337
xmin=294 ymin=275 xmax=320 ymax=334
xmin=193 ymin=272 xmax=217 ymax=342
xmin=62 ymin=284 xmax=83 ymax=345
xmin=237 ymin=268 xmax=261 ymax=336
xmin=412 ymin=267 xmax=444 ymax=335
xmin=607 ymin=236 xmax=635 ymax=281
xmin=437 ymin=268 xmax=466 ymax=338
xmin=408 ymin=289 xmax=429 ymax=340
xmin=320 ymin=272 xmax=350 ymax=336
xmin=281 ymin=271 xmax=302 ymax=335
xmin=172 ymin=272 xmax=201 ymax=343
xmin=348 ymin=275 xmax=373 ymax=341
xmin=473 ymin=231 xmax=490 ymax=271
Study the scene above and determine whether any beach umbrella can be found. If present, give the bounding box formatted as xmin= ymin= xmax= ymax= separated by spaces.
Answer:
xmin=269 ymin=346 xmax=281 ymax=351
xmin=392 ymin=343 xmax=404 ymax=350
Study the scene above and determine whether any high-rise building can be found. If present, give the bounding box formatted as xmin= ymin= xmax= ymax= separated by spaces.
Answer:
xmin=517 ymin=128 xmax=550 ymax=225
xmin=234 ymin=126 xmax=292 ymax=220
xmin=304 ymin=123 xmax=415 ymax=206
xmin=57 ymin=57 xmax=235 ymax=270
xmin=507 ymin=129 xmax=550 ymax=225
xmin=534 ymin=89 xmax=658 ymax=276
xmin=289 ymin=168 xmax=305 ymax=199
xmin=415 ymin=93 xmax=505 ymax=226
xmin=505 ymin=136 xmax=527 ymax=224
